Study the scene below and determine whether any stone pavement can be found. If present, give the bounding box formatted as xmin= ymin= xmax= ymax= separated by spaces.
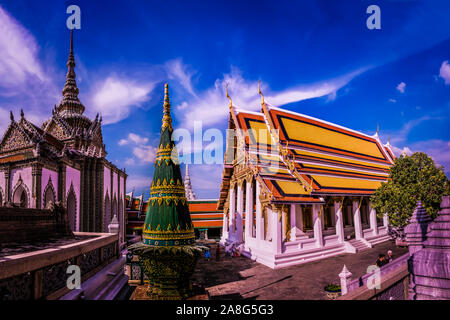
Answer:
xmin=191 ymin=240 xmax=408 ymax=300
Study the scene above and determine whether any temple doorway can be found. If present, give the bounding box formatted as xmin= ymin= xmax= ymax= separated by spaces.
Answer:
xmin=13 ymin=185 xmax=28 ymax=208
xmin=67 ymin=189 xmax=76 ymax=231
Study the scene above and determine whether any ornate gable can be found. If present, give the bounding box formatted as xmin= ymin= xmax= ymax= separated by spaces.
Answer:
xmin=0 ymin=123 xmax=33 ymax=152
xmin=46 ymin=119 xmax=70 ymax=141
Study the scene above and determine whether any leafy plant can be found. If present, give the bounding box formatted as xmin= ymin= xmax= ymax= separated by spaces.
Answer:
xmin=324 ymin=283 xmax=341 ymax=292
xmin=371 ymin=152 xmax=449 ymax=227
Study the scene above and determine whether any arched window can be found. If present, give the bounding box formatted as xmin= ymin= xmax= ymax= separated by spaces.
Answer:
xmin=67 ymin=188 xmax=77 ymax=231
xmin=43 ymin=182 xmax=56 ymax=209
xmin=13 ymin=184 xmax=28 ymax=208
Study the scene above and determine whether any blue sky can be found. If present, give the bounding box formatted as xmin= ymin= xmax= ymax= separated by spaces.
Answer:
xmin=0 ymin=0 xmax=449 ymax=199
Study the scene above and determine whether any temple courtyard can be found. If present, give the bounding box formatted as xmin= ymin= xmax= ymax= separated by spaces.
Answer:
xmin=191 ymin=241 xmax=408 ymax=300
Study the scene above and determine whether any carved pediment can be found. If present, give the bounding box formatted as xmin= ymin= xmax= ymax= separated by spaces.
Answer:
xmin=46 ymin=120 xmax=70 ymax=141
xmin=0 ymin=124 xmax=32 ymax=152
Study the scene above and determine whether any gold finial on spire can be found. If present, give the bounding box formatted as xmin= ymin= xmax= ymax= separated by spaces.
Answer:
xmin=258 ymin=80 xmax=265 ymax=106
xmin=376 ymin=122 xmax=379 ymax=135
xmin=388 ymin=135 xmax=391 ymax=144
xmin=162 ymin=83 xmax=172 ymax=130
xmin=225 ymin=82 xmax=232 ymax=109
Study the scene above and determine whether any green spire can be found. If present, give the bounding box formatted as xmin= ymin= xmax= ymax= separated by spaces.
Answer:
xmin=142 ymin=83 xmax=195 ymax=246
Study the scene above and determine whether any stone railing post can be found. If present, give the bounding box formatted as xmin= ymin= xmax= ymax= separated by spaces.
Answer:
xmin=339 ymin=265 xmax=352 ymax=295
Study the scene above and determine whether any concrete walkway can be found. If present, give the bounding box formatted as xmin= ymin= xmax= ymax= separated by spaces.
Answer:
xmin=192 ymin=241 xmax=408 ymax=300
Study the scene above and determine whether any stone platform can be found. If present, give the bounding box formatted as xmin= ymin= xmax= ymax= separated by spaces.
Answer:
xmin=192 ymin=241 xmax=408 ymax=300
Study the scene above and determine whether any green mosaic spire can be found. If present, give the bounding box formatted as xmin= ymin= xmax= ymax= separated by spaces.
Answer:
xmin=142 ymin=83 xmax=195 ymax=246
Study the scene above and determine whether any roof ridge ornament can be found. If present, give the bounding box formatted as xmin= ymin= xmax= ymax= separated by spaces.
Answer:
xmin=258 ymin=80 xmax=265 ymax=107
xmin=225 ymin=82 xmax=233 ymax=109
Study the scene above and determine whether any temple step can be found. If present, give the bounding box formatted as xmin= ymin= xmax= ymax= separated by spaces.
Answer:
xmin=347 ymin=239 xmax=371 ymax=252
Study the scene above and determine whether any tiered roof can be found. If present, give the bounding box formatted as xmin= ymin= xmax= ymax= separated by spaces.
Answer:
xmin=218 ymin=84 xmax=394 ymax=209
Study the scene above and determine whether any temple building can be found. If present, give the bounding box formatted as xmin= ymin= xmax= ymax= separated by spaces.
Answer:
xmin=126 ymin=165 xmax=223 ymax=240
xmin=0 ymin=31 xmax=127 ymax=247
xmin=219 ymin=84 xmax=394 ymax=268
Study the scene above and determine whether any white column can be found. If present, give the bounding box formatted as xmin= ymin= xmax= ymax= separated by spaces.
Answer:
xmin=244 ymin=180 xmax=253 ymax=241
xmin=313 ymin=204 xmax=324 ymax=247
xmin=270 ymin=206 xmax=282 ymax=254
xmin=255 ymin=181 xmax=263 ymax=241
xmin=369 ymin=201 xmax=378 ymax=236
xmin=352 ymin=200 xmax=363 ymax=239
xmin=221 ymin=209 xmax=229 ymax=241
xmin=229 ymin=186 xmax=235 ymax=238
xmin=290 ymin=204 xmax=297 ymax=241
xmin=236 ymin=183 xmax=244 ymax=243
xmin=334 ymin=200 xmax=345 ymax=243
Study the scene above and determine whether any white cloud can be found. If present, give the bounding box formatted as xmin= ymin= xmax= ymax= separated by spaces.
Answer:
xmin=133 ymin=145 xmax=157 ymax=163
xmin=178 ymin=66 xmax=367 ymax=129
xmin=439 ymin=60 xmax=450 ymax=85
xmin=389 ymin=98 xmax=397 ymax=103
xmin=90 ymin=77 xmax=155 ymax=124
xmin=0 ymin=6 xmax=46 ymax=88
xmin=119 ymin=133 xmax=149 ymax=146
xmin=126 ymin=176 xmax=153 ymax=189
xmin=391 ymin=140 xmax=450 ymax=175
xmin=124 ymin=158 xmax=135 ymax=165
xmin=165 ymin=59 xmax=197 ymax=97
xmin=396 ymin=82 xmax=406 ymax=93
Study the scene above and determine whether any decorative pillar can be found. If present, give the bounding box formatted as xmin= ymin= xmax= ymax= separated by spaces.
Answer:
xmin=404 ymin=201 xmax=432 ymax=255
xmin=313 ymin=204 xmax=324 ymax=247
xmin=290 ymin=204 xmax=297 ymax=241
xmin=236 ymin=182 xmax=244 ymax=243
xmin=255 ymin=181 xmax=263 ymax=241
xmin=352 ymin=200 xmax=363 ymax=239
xmin=334 ymin=200 xmax=345 ymax=243
xmin=270 ymin=206 xmax=282 ymax=254
xmin=369 ymin=201 xmax=378 ymax=236
xmin=244 ymin=179 xmax=253 ymax=241
xmin=4 ymin=166 xmax=11 ymax=203
xmin=31 ymin=164 xmax=42 ymax=209
xmin=339 ymin=265 xmax=353 ymax=296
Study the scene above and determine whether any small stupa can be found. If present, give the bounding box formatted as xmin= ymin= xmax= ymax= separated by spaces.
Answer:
xmin=129 ymin=84 xmax=203 ymax=300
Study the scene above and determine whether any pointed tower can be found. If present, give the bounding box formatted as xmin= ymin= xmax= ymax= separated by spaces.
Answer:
xmin=54 ymin=30 xmax=91 ymax=129
xmin=130 ymin=84 xmax=204 ymax=300
xmin=184 ymin=164 xmax=197 ymax=201
xmin=142 ymin=83 xmax=195 ymax=246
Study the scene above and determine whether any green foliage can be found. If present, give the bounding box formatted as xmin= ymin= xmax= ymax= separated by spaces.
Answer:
xmin=324 ymin=283 xmax=341 ymax=292
xmin=371 ymin=152 xmax=449 ymax=227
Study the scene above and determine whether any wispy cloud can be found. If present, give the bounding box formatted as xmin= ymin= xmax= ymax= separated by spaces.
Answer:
xmin=177 ymin=66 xmax=368 ymax=129
xmin=165 ymin=59 xmax=197 ymax=97
xmin=89 ymin=77 xmax=155 ymax=124
xmin=396 ymin=81 xmax=406 ymax=93
xmin=439 ymin=60 xmax=450 ymax=85
xmin=0 ymin=6 xmax=46 ymax=88
xmin=118 ymin=133 xmax=149 ymax=146
xmin=0 ymin=5 xmax=58 ymax=132
xmin=127 ymin=176 xmax=153 ymax=190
